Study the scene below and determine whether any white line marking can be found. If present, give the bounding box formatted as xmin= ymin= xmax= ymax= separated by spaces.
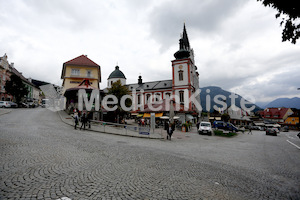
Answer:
xmin=286 ymin=140 xmax=300 ymax=150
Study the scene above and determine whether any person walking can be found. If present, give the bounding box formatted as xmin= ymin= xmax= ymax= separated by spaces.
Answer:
xmin=73 ymin=110 xmax=79 ymax=130
xmin=248 ymin=126 xmax=252 ymax=134
xmin=167 ymin=123 xmax=174 ymax=140
xmin=87 ymin=111 xmax=93 ymax=129
xmin=80 ymin=112 xmax=88 ymax=130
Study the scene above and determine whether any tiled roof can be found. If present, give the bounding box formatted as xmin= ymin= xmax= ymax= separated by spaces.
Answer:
xmin=127 ymin=80 xmax=172 ymax=91
xmin=11 ymin=67 xmax=37 ymax=88
xmin=261 ymin=107 xmax=291 ymax=119
xmin=64 ymin=55 xmax=99 ymax=67
xmin=61 ymin=55 xmax=101 ymax=81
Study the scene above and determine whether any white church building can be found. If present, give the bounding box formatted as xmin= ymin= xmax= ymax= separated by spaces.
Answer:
xmin=105 ymin=24 xmax=200 ymax=122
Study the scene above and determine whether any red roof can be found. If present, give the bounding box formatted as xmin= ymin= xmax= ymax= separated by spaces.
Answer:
xmin=61 ymin=55 xmax=101 ymax=81
xmin=64 ymin=55 xmax=99 ymax=67
xmin=261 ymin=107 xmax=291 ymax=119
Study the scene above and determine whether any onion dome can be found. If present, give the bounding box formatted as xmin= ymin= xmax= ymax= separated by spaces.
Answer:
xmin=108 ymin=66 xmax=126 ymax=79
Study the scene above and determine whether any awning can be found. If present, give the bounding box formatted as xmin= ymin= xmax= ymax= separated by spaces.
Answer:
xmin=186 ymin=114 xmax=194 ymax=120
xmin=137 ymin=114 xmax=143 ymax=117
xmin=156 ymin=113 xmax=163 ymax=117
xmin=143 ymin=113 xmax=151 ymax=118
xmin=209 ymin=117 xmax=221 ymax=120
xmin=160 ymin=116 xmax=169 ymax=119
xmin=143 ymin=113 xmax=163 ymax=118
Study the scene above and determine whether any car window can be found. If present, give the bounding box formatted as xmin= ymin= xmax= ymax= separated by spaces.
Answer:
xmin=201 ymin=123 xmax=211 ymax=127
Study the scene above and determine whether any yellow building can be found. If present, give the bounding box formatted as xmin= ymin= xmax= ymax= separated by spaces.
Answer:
xmin=61 ymin=55 xmax=101 ymax=94
xmin=284 ymin=115 xmax=299 ymax=125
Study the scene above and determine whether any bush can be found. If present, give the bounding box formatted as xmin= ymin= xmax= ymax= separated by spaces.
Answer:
xmin=213 ymin=130 xmax=237 ymax=137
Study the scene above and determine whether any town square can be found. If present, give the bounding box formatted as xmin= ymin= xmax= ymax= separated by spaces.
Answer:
xmin=1 ymin=0 xmax=300 ymax=199
xmin=1 ymin=108 xmax=300 ymax=199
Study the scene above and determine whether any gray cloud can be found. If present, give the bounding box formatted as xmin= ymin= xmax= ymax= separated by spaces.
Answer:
xmin=1 ymin=0 xmax=300 ymax=105
xmin=148 ymin=0 xmax=249 ymax=51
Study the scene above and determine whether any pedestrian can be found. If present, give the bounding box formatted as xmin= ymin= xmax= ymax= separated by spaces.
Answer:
xmin=248 ymin=126 xmax=252 ymax=134
xmin=167 ymin=123 xmax=174 ymax=140
xmin=80 ymin=112 xmax=88 ymax=130
xmin=87 ymin=111 xmax=93 ymax=129
xmin=164 ymin=120 xmax=169 ymax=131
xmin=196 ymin=121 xmax=200 ymax=130
xmin=73 ymin=111 xmax=79 ymax=130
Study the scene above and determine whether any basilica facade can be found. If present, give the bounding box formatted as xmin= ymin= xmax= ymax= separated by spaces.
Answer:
xmin=106 ymin=24 xmax=201 ymax=121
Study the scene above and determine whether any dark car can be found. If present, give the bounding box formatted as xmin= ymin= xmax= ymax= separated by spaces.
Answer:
xmin=212 ymin=121 xmax=238 ymax=132
xmin=8 ymin=101 xmax=18 ymax=108
xmin=266 ymin=128 xmax=277 ymax=136
xmin=282 ymin=126 xmax=289 ymax=132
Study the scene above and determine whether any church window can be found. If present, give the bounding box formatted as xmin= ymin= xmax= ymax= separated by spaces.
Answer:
xmin=146 ymin=94 xmax=151 ymax=103
xmin=155 ymin=93 xmax=161 ymax=102
xmin=137 ymin=94 xmax=141 ymax=104
xmin=178 ymin=70 xmax=183 ymax=81
xmin=179 ymin=91 xmax=184 ymax=103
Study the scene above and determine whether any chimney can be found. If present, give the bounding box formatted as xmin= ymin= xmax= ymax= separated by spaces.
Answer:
xmin=138 ymin=75 xmax=142 ymax=84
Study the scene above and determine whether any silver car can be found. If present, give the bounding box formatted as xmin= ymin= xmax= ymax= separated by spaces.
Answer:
xmin=198 ymin=121 xmax=212 ymax=135
xmin=0 ymin=101 xmax=11 ymax=108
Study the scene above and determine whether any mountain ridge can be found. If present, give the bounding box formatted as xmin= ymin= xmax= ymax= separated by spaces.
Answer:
xmin=263 ymin=97 xmax=300 ymax=109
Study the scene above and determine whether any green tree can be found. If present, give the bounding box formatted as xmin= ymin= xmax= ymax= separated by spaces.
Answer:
xmin=5 ymin=74 xmax=28 ymax=104
xmin=107 ymin=80 xmax=131 ymax=123
xmin=221 ymin=113 xmax=230 ymax=122
xmin=257 ymin=0 xmax=300 ymax=44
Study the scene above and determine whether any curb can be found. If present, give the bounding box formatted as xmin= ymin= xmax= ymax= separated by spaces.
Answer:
xmin=0 ymin=109 xmax=12 ymax=116
xmin=57 ymin=111 xmax=164 ymax=140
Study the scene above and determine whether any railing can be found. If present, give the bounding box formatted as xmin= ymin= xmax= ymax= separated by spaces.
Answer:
xmin=89 ymin=120 xmax=163 ymax=139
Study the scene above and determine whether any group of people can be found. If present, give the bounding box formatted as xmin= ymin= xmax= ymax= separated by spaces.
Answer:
xmin=73 ymin=109 xmax=92 ymax=130
xmin=138 ymin=118 xmax=150 ymax=127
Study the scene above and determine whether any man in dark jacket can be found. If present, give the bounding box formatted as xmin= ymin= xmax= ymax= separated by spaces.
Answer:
xmin=80 ymin=113 xmax=88 ymax=130
xmin=167 ymin=123 xmax=174 ymax=140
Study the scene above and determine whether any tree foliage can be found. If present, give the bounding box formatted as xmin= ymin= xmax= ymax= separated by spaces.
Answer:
xmin=107 ymin=80 xmax=131 ymax=122
xmin=221 ymin=113 xmax=230 ymax=122
xmin=4 ymin=74 xmax=28 ymax=103
xmin=257 ymin=0 xmax=300 ymax=44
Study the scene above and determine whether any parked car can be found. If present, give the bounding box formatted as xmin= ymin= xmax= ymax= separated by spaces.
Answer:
xmin=252 ymin=126 xmax=261 ymax=130
xmin=19 ymin=102 xmax=29 ymax=108
xmin=198 ymin=121 xmax=212 ymax=135
xmin=0 ymin=101 xmax=11 ymax=108
xmin=212 ymin=121 xmax=238 ymax=132
xmin=282 ymin=126 xmax=289 ymax=132
xmin=212 ymin=121 xmax=227 ymax=129
xmin=8 ymin=101 xmax=18 ymax=108
xmin=266 ymin=128 xmax=278 ymax=136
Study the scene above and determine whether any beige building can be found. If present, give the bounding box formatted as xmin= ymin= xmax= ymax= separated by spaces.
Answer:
xmin=61 ymin=55 xmax=101 ymax=94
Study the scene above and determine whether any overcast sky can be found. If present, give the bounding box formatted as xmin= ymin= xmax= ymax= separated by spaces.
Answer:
xmin=1 ymin=0 xmax=300 ymax=106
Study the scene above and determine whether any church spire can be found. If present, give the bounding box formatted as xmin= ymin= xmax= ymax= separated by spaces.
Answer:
xmin=174 ymin=23 xmax=191 ymax=59
xmin=182 ymin=23 xmax=190 ymax=50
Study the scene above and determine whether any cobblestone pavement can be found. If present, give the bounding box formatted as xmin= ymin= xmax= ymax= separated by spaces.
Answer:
xmin=0 ymin=108 xmax=299 ymax=200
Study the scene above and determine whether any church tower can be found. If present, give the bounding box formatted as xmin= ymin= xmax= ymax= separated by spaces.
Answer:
xmin=172 ymin=24 xmax=200 ymax=113
xmin=107 ymin=65 xmax=126 ymax=88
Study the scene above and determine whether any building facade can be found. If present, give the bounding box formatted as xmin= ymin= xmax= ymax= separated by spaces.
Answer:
xmin=106 ymin=24 xmax=200 ymax=121
xmin=0 ymin=54 xmax=13 ymax=101
xmin=61 ymin=55 xmax=101 ymax=94
xmin=259 ymin=107 xmax=293 ymax=123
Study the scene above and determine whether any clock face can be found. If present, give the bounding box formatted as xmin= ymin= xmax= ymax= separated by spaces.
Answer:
xmin=179 ymin=65 xmax=183 ymax=69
